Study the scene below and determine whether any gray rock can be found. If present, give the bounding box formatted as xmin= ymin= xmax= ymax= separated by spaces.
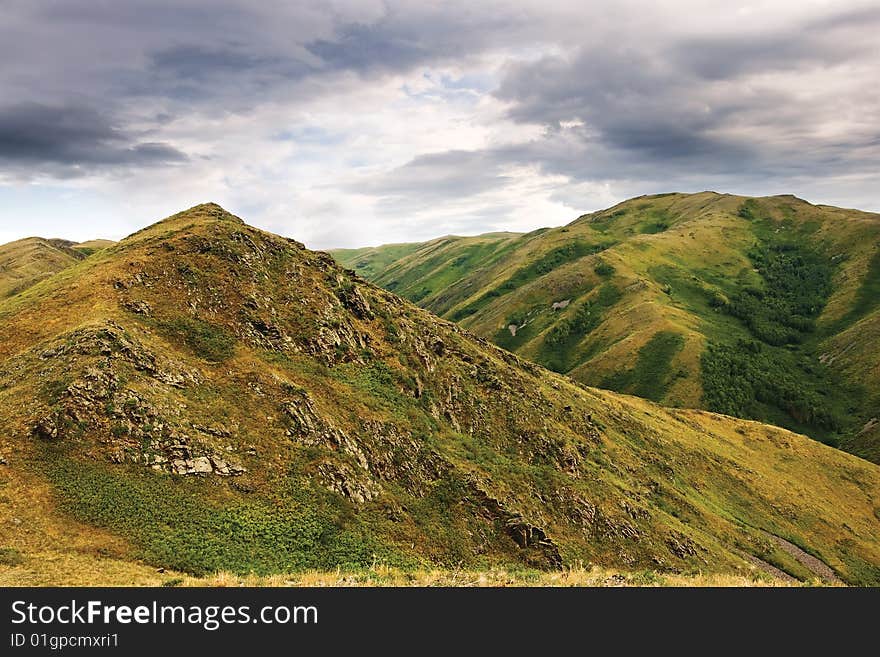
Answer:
xmin=210 ymin=456 xmax=232 ymax=476
xmin=190 ymin=456 xmax=213 ymax=474
xmin=208 ymin=456 xmax=247 ymax=477
xmin=318 ymin=462 xmax=380 ymax=504
xmin=32 ymin=415 xmax=59 ymax=440
xmin=122 ymin=299 xmax=152 ymax=315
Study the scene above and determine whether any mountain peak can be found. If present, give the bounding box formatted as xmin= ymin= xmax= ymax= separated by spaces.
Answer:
xmin=171 ymin=202 xmax=244 ymax=224
xmin=124 ymin=202 xmax=245 ymax=243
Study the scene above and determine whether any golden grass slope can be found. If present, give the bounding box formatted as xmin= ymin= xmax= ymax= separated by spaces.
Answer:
xmin=0 ymin=237 xmax=82 ymax=300
xmin=0 ymin=236 xmax=115 ymax=300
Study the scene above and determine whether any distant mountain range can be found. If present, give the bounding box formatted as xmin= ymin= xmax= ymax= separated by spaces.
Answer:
xmin=333 ymin=192 xmax=880 ymax=463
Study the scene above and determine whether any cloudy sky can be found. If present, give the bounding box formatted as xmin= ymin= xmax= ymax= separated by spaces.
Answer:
xmin=1 ymin=0 xmax=878 ymax=248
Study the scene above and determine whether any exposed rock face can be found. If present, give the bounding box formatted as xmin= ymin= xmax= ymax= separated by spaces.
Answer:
xmin=122 ymin=299 xmax=152 ymax=315
xmin=39 ymin=322 xmax=201 ymax=388
xmin=317 ymin=462 xmax=381 ymax=504
xmin=29 ymin=323 xmax=244 ymax=478
xmin=332 ymin=273 xmax=374 ymax=320
xmin=173 ymin=456 xmax=212 ymax=475
xmin=280 ymin=389 xmax=445 ymax=501
xmin=466 ymin=478 xmax=562 ymax=568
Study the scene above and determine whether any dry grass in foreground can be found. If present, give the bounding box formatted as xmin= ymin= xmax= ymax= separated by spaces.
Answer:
xmin=178 ymin=564 xmax=817 ymax=587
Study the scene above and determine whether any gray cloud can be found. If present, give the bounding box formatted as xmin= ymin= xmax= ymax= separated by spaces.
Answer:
xmin=483 ymin=9 xmax=880 ymax=186
xmin=149 ymin=46 xmax=279 ymax=81
xmin=303 ymin=5 xmax=526 ymax=74
xmin=306 ymin=23 xmax=429 ymax=74
xmin=671 ymin=8 xmax=880 ymax=80
xmin=0 ymin=103 xmax=186 ymax=175
xmin=134 ymin=45 xmax=315 ymax=104
xmin=361 ymin=150 xmax=512 ymax=207
xmin=0 ymin=1 xmax=530 ymax=177
xmin=353 ymin=2 xmax=880 ymax=216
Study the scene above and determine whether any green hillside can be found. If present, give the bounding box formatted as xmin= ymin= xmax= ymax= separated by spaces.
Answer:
xmin=2 ymin=203 xmax=878 ymax=585
xmin=332 ymin=193 xmax=880 ymax=462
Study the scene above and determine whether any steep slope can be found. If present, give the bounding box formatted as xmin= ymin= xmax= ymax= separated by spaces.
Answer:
xmin=0 ymin=236 xmax=115 ymax=299
xmin=0 ymin=237 xmax=83 ymax=299
xmin=1 ymin=203 xmax=878 ymax=585
xmin=333 ymin=193 xmax=880 ymax=461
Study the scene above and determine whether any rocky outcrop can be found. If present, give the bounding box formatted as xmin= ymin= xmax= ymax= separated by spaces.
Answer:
xmin=39 ymin=322 xmax=201 ymax=388
xmin=163 ymin=454 xmax=245 ymax=477
xmin=465 ymin=477 xmax=563 ymax=568
xmin=355 ymin=420 xmax=447 ymax=496
xmin=317 ymin=462 xmax=381 ymax=504
xmin=31 ymin=324 xmax=244 ymax=478
xmin=121 ymin=299 xmax=152 ymax=315
xmin=282 ymin=391 xmax=445 ymax=500
xmin=308 ymin=317 xmax=369 ymax=365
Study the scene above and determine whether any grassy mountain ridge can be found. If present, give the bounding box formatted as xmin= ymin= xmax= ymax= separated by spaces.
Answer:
xmin=0 ymin=203 xmax=878 ymax=585
xmin=332 ymin=192 xmax=880 ymax=462
xmin=0 ymin=236 xmax=115 ymax=300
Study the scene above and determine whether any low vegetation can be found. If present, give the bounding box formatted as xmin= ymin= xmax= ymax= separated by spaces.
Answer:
xmin=834 ymin=248 xmax=880 ymax=329
xmin=538 ymin=284 xmax=621 ymax=373
xmin=334 ymin=193 xmax=880 ymax=462
xmin=159 ymin=316 xmax=236 ymax=362
xmin=725 ymin=242 xmax=832 ymax=346
xmin=701 ymin=341 xmax=853 ymax=443
xmin=701 ymin=212 xmax=860 ymax=444
xmin=603 ymin=331 xmax=685 ymax=401
xmin=42 ymin=454 xmax=409 ymax=576
xmin=173 ymin=564 xmax=805 ymax=587
xmin=451 ymin=241 xmax=613 ymax=321
xmin=0 ymin=547 xmax=24 ymax=566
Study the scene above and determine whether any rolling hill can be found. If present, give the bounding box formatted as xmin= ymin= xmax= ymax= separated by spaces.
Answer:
xmin=0 ymin=236 xmax=115 ymax=300
xmin=0 ymin=203 xmax=878 ymax=586
xmin=332 ymin=193 xmax=880 ymax=463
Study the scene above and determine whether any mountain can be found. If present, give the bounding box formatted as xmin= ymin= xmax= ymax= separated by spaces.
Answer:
xmin=0 ymin=203 xmax=878 ymax=586
xmin=70 ymin=239 xmax=117 ymax=256
xmin=0 ymin=236 xmax=115 ymax=300
xmin=332 ymin=193 xmax=880 ymax=463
